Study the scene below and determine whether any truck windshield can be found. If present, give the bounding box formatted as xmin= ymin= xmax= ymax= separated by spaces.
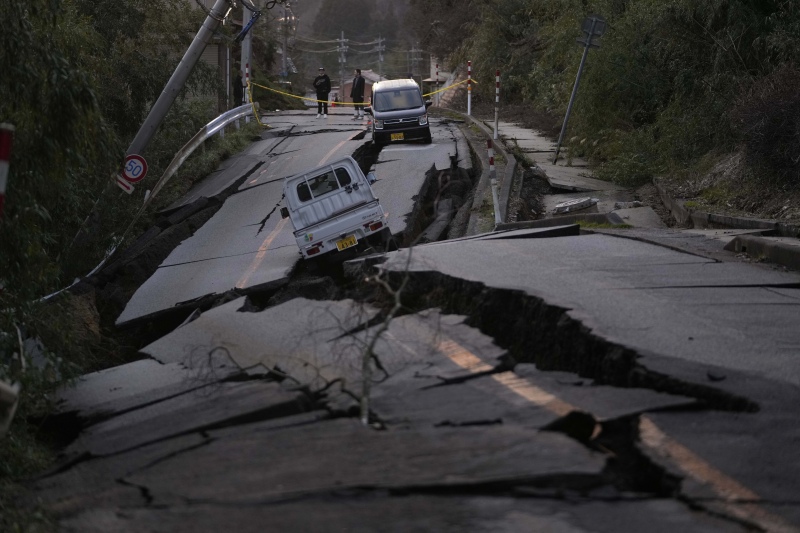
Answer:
xmin=373 ymin=88 xmax=424 ymax=112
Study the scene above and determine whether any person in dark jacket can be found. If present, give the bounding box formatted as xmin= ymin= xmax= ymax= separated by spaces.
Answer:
xmin=233 ymin=71 xmax=244 ymax=107
xmin=350 ymin=68 xmax=365 ymax=120
xmin=313 ymin=67 xmax=331 ymax=118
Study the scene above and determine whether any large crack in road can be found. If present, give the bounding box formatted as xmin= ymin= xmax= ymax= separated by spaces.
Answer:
xmin=39 ymin=122 xmax=798 ymax=532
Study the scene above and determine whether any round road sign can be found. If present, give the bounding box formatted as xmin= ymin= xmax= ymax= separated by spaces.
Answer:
xmin=122 ymin=154 xmax=148 ymax=183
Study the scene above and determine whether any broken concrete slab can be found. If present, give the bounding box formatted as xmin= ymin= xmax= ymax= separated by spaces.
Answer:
xmin=543 ymin=189 xmax=637 ymax=217
xmin=613 ymin=206 xmax=668 ymax=229
xmin=513 ymin=365 xmax=696 ymax=421
xmin=376 ymin=234 xmax=800 ymax=387
xmin=37 ymin=411 xmax=329 ymax=519
xmin=142 ymin=297 xmax=379 ymax=391
xmin=163 ymin=155 xmax=263 ymax=212
xmin=124 ymin=418 xmax=606 ymax=505
xmin=66 ymin=380 xmax=311 ymax=456
xmin=369 ymin=363 xmax=560 ymax=429
xmin=36 ymin=433 xmax=208 ymax=518
xmin=537 ymin=163 xmax=626 ymax=192
xmin=59 ymin=495 xmax=748 ymax=533
xmin=116 ymin=244 xmax=299 ymax=325
xmin=54 ymin=357 xmax=241 ymax=423
xmin=479 ymin=224 xmax=582 ymax=241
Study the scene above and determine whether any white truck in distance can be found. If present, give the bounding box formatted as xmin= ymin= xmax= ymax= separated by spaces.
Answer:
xmin=280 ymin=156 xmax=391 ymax=259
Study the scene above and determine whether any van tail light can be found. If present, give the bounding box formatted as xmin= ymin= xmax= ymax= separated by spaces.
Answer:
xmin=364 ymin=221 xmax=383 ymax=232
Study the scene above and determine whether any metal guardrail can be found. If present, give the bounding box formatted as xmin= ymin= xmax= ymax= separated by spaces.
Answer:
xmin=147 ymin=104 xmax=256 ymax=203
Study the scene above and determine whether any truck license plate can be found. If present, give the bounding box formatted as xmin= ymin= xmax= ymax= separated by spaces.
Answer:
xmin=336 ymin=234 xmax=358 ymax=251
xmin=390 ymin=132 xmax=404 ymax=141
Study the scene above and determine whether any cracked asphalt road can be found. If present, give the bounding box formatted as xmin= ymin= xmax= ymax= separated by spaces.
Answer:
xmin=38 ymin=110 xmax=800 ymax=532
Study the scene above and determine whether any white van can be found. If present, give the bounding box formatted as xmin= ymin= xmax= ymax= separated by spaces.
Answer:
xmin=280 ymin=156 xmax=390 ymax=259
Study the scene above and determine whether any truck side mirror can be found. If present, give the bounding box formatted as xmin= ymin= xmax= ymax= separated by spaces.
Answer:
xmin=364 ymin=106 xmax=373 ymax=115
xmin=366 ymin=172 xmax=377 ymax=184
xmin=280 ymin=207 xmax=289 ymax=219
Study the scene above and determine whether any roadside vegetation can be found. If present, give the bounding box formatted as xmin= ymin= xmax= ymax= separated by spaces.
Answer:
xmin=408 ymin=0 xmax=800 ymax=223
xmin=0 ymin=0 xmax=296 ymax=528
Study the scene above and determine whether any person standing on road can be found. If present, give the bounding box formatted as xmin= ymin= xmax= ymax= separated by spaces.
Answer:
xmin=313 ymin=67 xmax=331 ymax=118
xmin=350 ymin=69 xmax=365 ymax=120
xmin=233 ymin=70 xmax=244 ymax=107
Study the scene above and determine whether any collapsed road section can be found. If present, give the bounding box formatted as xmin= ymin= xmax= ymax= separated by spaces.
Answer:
xmin=36 ymin=222 xmax=800 ymax=532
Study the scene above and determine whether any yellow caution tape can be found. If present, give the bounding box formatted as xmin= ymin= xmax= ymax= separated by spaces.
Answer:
xmin=423 ymin=78 xmax=475 ymax=97
xmin=246 ymin=82 xmax=269 ymax=127
xmin=248 ymin=77 xmax=478 ymax=110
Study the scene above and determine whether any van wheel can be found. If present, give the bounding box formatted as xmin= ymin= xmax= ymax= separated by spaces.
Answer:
xmin=423 ymin=129 xmax=432 ymax=144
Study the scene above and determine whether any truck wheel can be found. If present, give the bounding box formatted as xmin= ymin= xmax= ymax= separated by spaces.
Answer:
xmin=381 ymin=227 xmax=398 ymax=252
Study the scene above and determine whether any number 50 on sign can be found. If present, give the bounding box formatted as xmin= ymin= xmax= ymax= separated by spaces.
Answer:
xmin=122 ymin=154 xmax=148 ymax=183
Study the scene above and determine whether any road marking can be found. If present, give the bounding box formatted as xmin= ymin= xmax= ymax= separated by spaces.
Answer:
xmin=430 ymin=334 xmax=792 ymax=531
xmin=236 ymin=146 xmax=345 ymax=287
xmin=436 ymin=339 xmax=573 ymax=417
xmin=319 ymin=138 xmax=350 ymax=166
xmin=235 ymin=218 xmax=289 ymax=289
xmin=640 ymin=416 xmax=795 ymax=533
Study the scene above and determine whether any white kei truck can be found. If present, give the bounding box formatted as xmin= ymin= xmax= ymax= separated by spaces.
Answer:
xmin=280 ymin=156 xmax=391 ymax=259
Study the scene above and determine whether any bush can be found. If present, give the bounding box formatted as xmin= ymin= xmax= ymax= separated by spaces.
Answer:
xmin=732 ymin=64 xmax=800 ymax=187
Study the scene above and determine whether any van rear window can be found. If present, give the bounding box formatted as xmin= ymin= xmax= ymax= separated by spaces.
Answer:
xmin=296 ymin=167 xmax=353 ymax=202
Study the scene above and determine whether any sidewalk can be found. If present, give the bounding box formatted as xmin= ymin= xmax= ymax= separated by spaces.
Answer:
xmin=457 ymin=112 xmax=800 ymax=270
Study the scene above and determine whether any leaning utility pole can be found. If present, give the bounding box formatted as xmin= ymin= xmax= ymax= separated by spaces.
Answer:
xmin=553 ymin=14 xmax=606 ymax=163
xmin=118 ymin=0 xmax=230 ymax=192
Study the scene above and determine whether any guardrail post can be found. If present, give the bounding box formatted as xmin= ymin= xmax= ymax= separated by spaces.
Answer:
xmin=489 ymin=139 xmax=502 ymax=225
xmin=494 ymin=70 xmax=500 ymax=140
xmin=467 ymin=61 xmax=472 ymax=116
xmin=436 ymin=63 xmax=440 ymax=107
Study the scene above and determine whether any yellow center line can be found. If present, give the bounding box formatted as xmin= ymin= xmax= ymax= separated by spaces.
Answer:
xmin=319 ymin=138 xmax=350 ymax=167
xmin=236 ymin=218 xmax=289 ymax=289
xmin=436 ymin=339 xmax=574 ymax=417
xmin=429 ymin=333 xmax=791 ymax=530
xmin=235 ymin=142 xmax=348 ymax=287
xmin=639 ymin=416 xmax=794 ymax=532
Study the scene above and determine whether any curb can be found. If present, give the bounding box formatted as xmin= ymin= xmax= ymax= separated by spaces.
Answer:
xmin=447 ymin=112 xmax=800 ymax=270
xmin=723 ymin=235 xmax=800 ymax=270
xmin=654 ymin=177 xmax=800 ymax=270
xmin=448 ymin=111 xmax=518 ymax=228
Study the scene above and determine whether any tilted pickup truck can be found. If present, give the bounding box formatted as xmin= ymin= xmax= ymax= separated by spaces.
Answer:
xmin=280 ymin=156 xmax=391 ymax=259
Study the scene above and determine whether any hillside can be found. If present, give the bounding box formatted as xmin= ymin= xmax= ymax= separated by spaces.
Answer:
xmin=408 ymin=0 xmax=800 ymax=227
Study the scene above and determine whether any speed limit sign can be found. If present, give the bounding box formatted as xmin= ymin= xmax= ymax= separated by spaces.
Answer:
xmin=122 ymin=154 xmax=148 ymax=183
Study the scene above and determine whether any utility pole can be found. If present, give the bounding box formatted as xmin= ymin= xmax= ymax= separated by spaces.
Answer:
xmin=118 ymin=0 xmax=230 ymax=193
xmin=127 ymin=0 xmax=230 ymax=161
xmin=410 ymin=44 xmax=419 ymax=82
xmin=337 ymin=31 xmax=348 ymax=101
xmin=241 ymin=7 xmax=253 ymax=123
xmin=281 ymin=3 xmax=288 ymax=78
xmin=376 ymin=35 xmax=385 ymax=80
xmin=554 ymin=14 xmax=606 ymax=163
